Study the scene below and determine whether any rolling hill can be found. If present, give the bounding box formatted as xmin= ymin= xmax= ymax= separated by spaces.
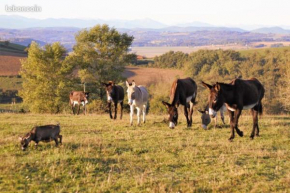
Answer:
xmin=252 ymin=27 xmax=290 ymax=34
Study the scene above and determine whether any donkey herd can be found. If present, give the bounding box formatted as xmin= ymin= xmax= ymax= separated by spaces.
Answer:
xmin=19 ymin=77 xmax=265 ymax=150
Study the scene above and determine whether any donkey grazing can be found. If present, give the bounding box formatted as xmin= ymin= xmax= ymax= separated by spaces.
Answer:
xmin=198 ymin=104 xmax=227 ymax=129
xmin=162 ymin=77 xmax=197 ymax=129
xmin=102 ymin=81 xmax=124 ymax=119
xmin=19 ymin=124 xmax=62 ymax=151
xmin=202 ymin=78 xmax=265 ymax=141
xmin=69 ymin=91 xmax=89 ymax=115
xmin=126 ymin=80 xmax=149 ymax=126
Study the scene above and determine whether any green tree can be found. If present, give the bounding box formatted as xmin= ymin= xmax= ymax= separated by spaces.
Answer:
xmin=19 ymin=42 xmax=75 ymax=113
xmin=71 ymin=24 xmax=134 ymax=97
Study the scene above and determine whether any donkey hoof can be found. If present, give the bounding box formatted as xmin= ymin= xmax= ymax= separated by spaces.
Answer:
xmin=250 ymin=135 xmax=254 ymax=140
xmin=228 ymin=137 xmax=234 ymax=142
xmin=237 ymin=131 xmax=243 ymax=137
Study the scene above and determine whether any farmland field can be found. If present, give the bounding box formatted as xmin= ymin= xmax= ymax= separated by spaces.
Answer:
xmin=0 ymin=113 xmax=289 ymax=192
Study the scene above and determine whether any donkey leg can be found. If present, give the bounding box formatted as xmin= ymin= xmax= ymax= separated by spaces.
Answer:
xmin=142 ymin=104 xmax=146 ymax=123
xmin=234 ymin=109 xmax=243 ymax=137
xmin=228 ymin=111 xmax=235 ymax=141
xmin=108 ymin=102 xmax=113 ymax=119
xmin=54 ymin=137 xmax=59 ymax=147
xmin=250 ymin=108 xmax=259 ymax=139
xmin=136 ymin=107 xmax=141 ymax=126
xmin=59 ymin=135 xmax=62 ymax=144
xmin=71 ymin=105 xmax=75 ymax=115
xmin=114 ymin=102 xmax=117 ymax=119
xmin=220 ymin=111 xmax=225 ymax=125
xmin=77 ymin=105 xmax=81 ymax=115
xmin=189 ymin=102 xmax=194 ymax=126
xmin=130 ymin=105 xmax=134 ymax=126
xmin=184 ymin=105 xmax=190 ymax=127
xmin=120 ymin=101 xmax=123 ymax=120
xmin=215 ymin=116 xmax=217 ymax=129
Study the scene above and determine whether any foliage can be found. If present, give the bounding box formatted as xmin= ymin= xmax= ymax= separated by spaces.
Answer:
xmin=1 ymin=113 xmax=290 ymax=192
xmin=153 ymin=51 xmax=188 ymax=68
xmin=19 ymin=42 xmax=76 ymax=113
xmin=71 ymin=24 xmax=134 ymax=86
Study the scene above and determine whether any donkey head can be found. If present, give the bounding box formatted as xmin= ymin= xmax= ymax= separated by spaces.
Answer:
xmin=162 ymin=101 xmax=178 ymax=129
xmin=102 ymin=81 xmax=115 ymax=102
xmin=202 ymin=81 xmax=225 ymax=118
xmin=198 ymin=109 xmax=211 ymax=129
xmin=18 ymin=133 xmax=31 ymax=151
xmin=126 ymin=80 xmax=136 ymax=105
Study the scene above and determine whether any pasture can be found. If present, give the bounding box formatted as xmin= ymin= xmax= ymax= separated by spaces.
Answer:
xmin=0 ymin=113 xmax=289 ymax=192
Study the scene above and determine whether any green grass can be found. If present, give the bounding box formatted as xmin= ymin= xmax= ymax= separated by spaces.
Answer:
xmin=0 ymin=113 xmax=289 ymax=192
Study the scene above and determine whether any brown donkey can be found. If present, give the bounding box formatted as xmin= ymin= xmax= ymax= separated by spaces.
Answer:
xmin=162 ymin=77 xmax=197 ymax=129
xmin=202 ymin=78 xmax=264 ymax=141
xmin=103 ymin=81 xmax=124 ymax=119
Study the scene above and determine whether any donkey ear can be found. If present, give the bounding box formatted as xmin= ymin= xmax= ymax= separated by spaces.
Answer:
xmin=201 ymin=81 xmax=212 ymax=90
xmin=125 ymin=81 xmax=129 ymax=87
xmin=215 ymin=83 xmax=221 ymax=91
xmin=18 ymin=137 xmax=23 ymax=141
xmin=132 ymin=80 xmax=136 ymax=87
xmin=162 ymin=101 xmax=171 ymax=108
xmin=205 ymin=110 xmax=209 ymax=114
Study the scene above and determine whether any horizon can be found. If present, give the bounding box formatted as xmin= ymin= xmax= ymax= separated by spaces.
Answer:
xmin=1 ymin=0 xmax=290 ymax=29
xmin=0 ymin=14 xmax=290 ymax=31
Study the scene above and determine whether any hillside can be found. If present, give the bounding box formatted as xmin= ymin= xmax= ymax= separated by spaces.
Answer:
xmin=252 ymin=27 xmax=290 ymax=34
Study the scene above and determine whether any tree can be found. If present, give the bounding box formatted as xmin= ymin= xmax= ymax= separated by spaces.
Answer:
xmin=71 ymin=24 xmax=134 ymax=97
xmin=19 ymin=42 xmax=75 ymax=113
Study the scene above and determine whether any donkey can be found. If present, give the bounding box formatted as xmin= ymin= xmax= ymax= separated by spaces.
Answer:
xmin=69 ymin=91 xmax=89 ymax=115
xmin=126 ymin=80 xmax=149 ymax=126
xmin=102 ymin=81 xmax=124 ymax=119
xmin=202 ymin=78 xmax=265 ymax=141
xmin=19 ymin=124 xmax=62 ymax=151
xmin=198 ymin=104 xmax=227 ymax=129
xmin=162 ymin=77 xmax=197 ymax=129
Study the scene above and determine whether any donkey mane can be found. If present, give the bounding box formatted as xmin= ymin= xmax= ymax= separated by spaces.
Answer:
xmin=170 ymin=79 xmax=179 ymax=104
xmin=216 ymin=82 xmax=234 ymax=91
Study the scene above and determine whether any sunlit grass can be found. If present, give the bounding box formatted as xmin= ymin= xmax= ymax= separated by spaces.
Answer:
xmin=0 ymin=113 xmax=289 ymax=192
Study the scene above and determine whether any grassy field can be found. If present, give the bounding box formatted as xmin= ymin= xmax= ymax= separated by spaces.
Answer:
xmin=0 ymin=113 xmax=289 ymax=192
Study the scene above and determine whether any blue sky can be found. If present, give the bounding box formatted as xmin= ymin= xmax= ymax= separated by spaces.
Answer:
xmin=1 ymin=0 xmax=290 ymax=26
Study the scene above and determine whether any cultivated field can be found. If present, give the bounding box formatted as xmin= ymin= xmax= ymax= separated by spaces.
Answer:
xmin=123 ymin=66 xmax=185 ymax=86
xmin=0 ymin=113 xmax=289 ymax=192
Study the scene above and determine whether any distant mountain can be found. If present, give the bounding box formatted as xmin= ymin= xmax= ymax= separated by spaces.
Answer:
xmin=0 ymin=15 xmax=167 ymax=29
xmin=252 ymin=27 xmax=290 ymax=34
xmin=157 ymin=26 xmax=246 ymax=33
xmin=175 ymin=21 xmax=213 ymax=27
xmin=9 ymin=38 xmax=47 ymax=47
